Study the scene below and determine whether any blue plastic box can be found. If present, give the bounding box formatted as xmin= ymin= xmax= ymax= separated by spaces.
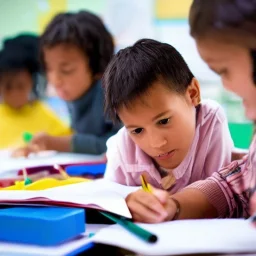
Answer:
xmin=0 ymin=207 xmax=85 ymax=246
xmin=66 ymin=163 xmax=106 ymax=177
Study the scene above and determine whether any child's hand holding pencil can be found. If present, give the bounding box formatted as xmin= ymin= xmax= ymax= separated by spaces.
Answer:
xmin=125 ymin=174 xmax=180 ymax=223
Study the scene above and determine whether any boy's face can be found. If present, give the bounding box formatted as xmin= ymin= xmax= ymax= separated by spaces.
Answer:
xmin=196 ymin=37 xmax=256 ymax=121
xmin=0 ymin=70 xmax=32 ymax=109
xmin=118 ymin=80 xmax=200 ymax=170
xmin=43 ymin=44 xmax=93 ymax=101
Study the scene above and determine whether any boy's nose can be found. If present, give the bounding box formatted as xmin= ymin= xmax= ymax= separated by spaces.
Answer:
xmin=49 ymin=73 xmax=62 ymax=88
xmin=149 ymin=136 xmax=168 ymax=149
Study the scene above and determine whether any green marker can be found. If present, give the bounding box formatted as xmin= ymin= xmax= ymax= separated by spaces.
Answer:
xmin=100 ymin=212 xmax=157 ymax=243
xmin=22 ymin=168 xmax=32 ymax=185
xmin=88 ymin=232 xmax=95 ymax=238
xmin=23 ymin=132 xmax=33 ymax=143
xmin=21 ymin=132 xmax=33 ymax=185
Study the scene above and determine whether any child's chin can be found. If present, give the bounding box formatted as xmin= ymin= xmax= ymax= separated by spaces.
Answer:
xmin=57 ymin=94 xmax=73 ymax=101
xmin=244 ymin=105 xmax=256 ymax=121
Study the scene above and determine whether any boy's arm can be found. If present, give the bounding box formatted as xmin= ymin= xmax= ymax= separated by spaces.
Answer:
xmin=33 ymin=119 xmax=122 ymax=154
xmin=71 ymin=119 xmax=123 ymax=154
xmin=171 ymin=187 xmax=218 ymax=219
xmin=71 ymin=132 xmax=113 ymax=154
xmin=13 ymin=132 xmax=114 ymax=155
xmin=172 ymin=121 xmax=254 ymax=220
xmin=185 ymin=156 xmax=250 ymax=218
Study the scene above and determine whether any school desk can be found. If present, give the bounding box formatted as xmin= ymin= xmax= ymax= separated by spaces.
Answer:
xmin=0 ymin=151 xmax=105 ymax=175
xmin=1 ymin=209 xmax=256 ymax=256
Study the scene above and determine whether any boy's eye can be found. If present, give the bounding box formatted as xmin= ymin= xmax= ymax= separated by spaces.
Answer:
xmin=61 ymin=69 xmax=75 ymax=75
xmin=158 ymin=118 xmax=170 ymax=125
xmin=212 ymin=67 xmax=227 ymax=76
xmin=131 ymin=128 xmax=143 ymax=134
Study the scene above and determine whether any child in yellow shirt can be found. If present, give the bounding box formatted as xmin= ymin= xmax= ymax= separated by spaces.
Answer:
xmin=0 ymin=34 xmax=71 ymax=150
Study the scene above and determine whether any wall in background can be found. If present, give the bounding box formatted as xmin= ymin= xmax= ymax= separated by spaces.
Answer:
xmin=0 ymin=0 xmax=107 ymax=40
xmin=0 ymin=0 xmax=227 ymax=83
xmin=0 ymin=0 xmax=252 ymax=147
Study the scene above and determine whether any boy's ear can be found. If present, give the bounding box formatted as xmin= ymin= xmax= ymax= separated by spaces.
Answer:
xmin=187 ymin=78 xmax=201 ymax=106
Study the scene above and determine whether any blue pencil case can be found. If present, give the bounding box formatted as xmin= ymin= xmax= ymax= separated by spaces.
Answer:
xmin=66 ymin=163 xmax=106 ymax=177
xmin=0 ymin=207 xmax=85 ymax=246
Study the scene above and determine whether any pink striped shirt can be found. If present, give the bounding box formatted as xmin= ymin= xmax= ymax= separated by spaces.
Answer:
xmin=188 ymin=135 xmax=256 ymax=218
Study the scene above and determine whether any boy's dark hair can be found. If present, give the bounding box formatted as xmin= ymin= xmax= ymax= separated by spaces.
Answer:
xmin=0 ymin=33 xmax=44 ymax=98
xmin=1 ymin=34 xmax=40 ymax=75
xmin=40 ymin=10 xmax=114 ymax=76
xmin=103 ymin=38 xmax=194 ymax=123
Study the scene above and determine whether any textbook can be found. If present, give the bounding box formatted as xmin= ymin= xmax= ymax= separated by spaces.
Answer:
xmin=0 ymin=179 xmax=139 ymax=218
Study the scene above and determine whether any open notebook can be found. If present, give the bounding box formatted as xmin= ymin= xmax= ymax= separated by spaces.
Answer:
xmin=89 ymin=218 xmax=256 ymax=255
xmin=0 ymin=179 xmax=139 ymax=218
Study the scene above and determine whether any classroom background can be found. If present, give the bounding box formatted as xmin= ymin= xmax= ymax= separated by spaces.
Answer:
xmin=0 ymin=0 xmax=252 ymax=149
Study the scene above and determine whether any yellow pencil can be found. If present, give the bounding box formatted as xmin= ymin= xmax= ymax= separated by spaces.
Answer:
xmin=53 ymin=164 xmax=69 ymax=179
xmin=140 ymin=174 xmax=152 ymax=193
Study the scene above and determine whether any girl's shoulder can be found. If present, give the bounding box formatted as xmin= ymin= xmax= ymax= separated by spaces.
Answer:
xmin=198 ymin=99 xmax=228 ymax=125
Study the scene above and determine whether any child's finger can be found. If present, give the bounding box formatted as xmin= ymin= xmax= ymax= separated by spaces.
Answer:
xmin=127 ymin=190 xmax=168 ymax=221
xmin=151 ymin=187 xmax=169 ymax=204
xmin=132 ymin=211 xmax=161 ymax=223
xmin=128 ymin=199 xmax=166 ymax=223
xmin=136 ymin=192 xmax=167 ymax=216
xmin=11 ymin=147 xmax=30 ymax=158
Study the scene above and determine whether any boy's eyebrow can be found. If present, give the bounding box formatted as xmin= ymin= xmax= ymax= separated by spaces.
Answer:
xmin=126 ymin=110 xmax=171 ymax=129
xmin=152 ymin=110 xmax=170 ymax=121
xmin=126 ymin=125 xmax=139 ymax=129
xmin=59 ymin=62 xmax=72 ymax=67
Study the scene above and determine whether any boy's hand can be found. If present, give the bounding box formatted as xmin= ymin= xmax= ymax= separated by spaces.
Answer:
xmin=11 ymin=132 xmax=53 ymax=158
xmin=126 ymin=187 xmax=178 ymax=223
xmin=29 ymin=132 xmax=53 ymax=151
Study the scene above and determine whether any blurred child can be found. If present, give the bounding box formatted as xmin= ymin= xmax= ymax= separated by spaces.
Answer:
xmin=17 ymin=11 xmax=121 ymax=155
xmin=0 ymin=34 xmax=71 ymax=151
xmin=103 ymin=39 xmax=234 ymax=222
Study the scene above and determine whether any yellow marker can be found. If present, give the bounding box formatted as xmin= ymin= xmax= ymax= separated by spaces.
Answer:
xmin=1 ymin=177 xmax=89 ymax=191
xmin=140 ymin=174 xmax=153 ymax=193
xmin=2 ymin=181 xmax=25 ymax=190
xmin=24 ymin=177 xmax=88 ymax=190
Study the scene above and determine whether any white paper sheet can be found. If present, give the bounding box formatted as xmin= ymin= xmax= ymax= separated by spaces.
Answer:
xmin=0 ymin=179 xmax=139 ymax=218
xmin=1 ymin=219 xmax=256 ymax=255
xmin=90 ymin=218 xmax=256 ymax=255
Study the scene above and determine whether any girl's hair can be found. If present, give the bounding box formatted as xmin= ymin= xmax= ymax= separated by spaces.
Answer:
xmin=189 ymin=0 xmax=256 ymax=41
xmin=40 ymin=10 xmax=114 ymax=76
xmin=189 ymin=0 xmax=256 ymax=84
xmin=0 ymin=33 xmax=44 ymax=98
xmin=103 ymin=39 xmax=194 ymax=123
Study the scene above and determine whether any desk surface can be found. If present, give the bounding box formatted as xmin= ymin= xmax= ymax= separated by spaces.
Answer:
xmin=0 ymin=151 xmax=105 ymax=174
xmin=0 ymin=224 xmax=109 ymax=256
xmin=1 ymin=222 xmax=256 ymax=256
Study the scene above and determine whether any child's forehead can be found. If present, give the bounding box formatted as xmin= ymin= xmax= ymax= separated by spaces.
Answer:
xmin=1 ymin=70 xmax=30 ymax=79
xmin=44 ymin=44 xmax=86 ymax=61
xmin=0 ymin=70 xmax=31 ymax=85
xmin=130 ymin=82 xmax=183 ymax=105
xmin=118 ymin=86 xmax=186 ymax=120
